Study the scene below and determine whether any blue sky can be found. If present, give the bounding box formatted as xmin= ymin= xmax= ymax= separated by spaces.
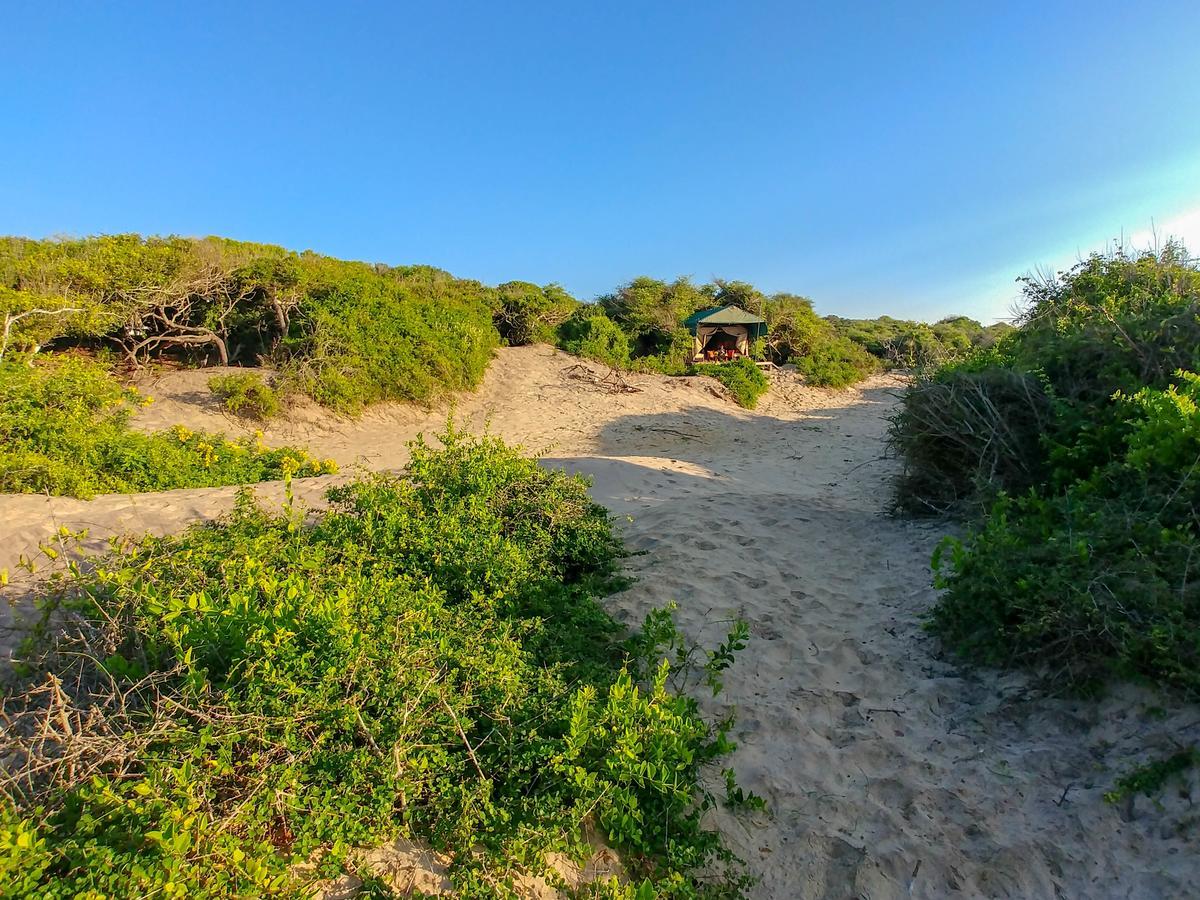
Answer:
xmin=4 ymin=2 xmax=1200 ymax=322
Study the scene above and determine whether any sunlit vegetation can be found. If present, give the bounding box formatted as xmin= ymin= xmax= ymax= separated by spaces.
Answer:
xmin=207 ymin=371 xmax=281 ymax=419
xmin=557 ymin=309 xmax=631 ymax=370
xmin=0 ymin=235 xmax=503 ymax=413
xmin=3 ymin=234 xmax=994 ymax=417
xmin=589 ymin=277 xmax=877 ymax=387
xmin=0 ymin=357 xmax=334 ymax=498
xmin=828 ymin=314 xmax=1014 ymax=369
xmin=892 ymin=244 xmax=1200 ymax=696
xmin=1 ymin=430 xmax=755 ymax=897
xmin=705 ymin=358 xmax=770 ymax=409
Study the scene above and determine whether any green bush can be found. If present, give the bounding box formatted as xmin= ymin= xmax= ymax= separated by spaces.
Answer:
xmin=207 ymin=371 xmax=281 ymax=419
xmin=827 ymin=314 xmax=1013 ymax=368
xmin=492 ymin=281 xmax=578 ymax=346
xmin=1 ymin=429 xmax=752 ymax=896
xmin=703 ymin=357 xmax=769 ymax=409
xmin=900 ymin=245 xmax=1200 ymax=696
xmin=0 ymin=358 xmax=335 ymax=498
xmin=930 ymin=372 xmax=1200 ymax=695
xmin=557 ymin=311 xmax=631 ymax=369
xmin=275 ymin=265 xmax=498 ymax=413
xmin=598 ymin=277 xmax=708 ymax=356
xmin=793 ymin=337 xmax=877 ymax=388
xmin=889 ymin=362 xmax=1053 ymax=514
xmin=0 ymin=236 xmax=500 ymax=414
xmin=629 ymin=328 xmax=694 ymax=376
xmin=893 ymin=246 xmax=1200 ymax=513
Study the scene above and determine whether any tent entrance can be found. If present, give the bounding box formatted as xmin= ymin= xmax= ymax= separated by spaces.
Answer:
xmin=700 ymin=328 xmax=742 ymax=360
xmin=703 ymin=330 xmax=738 ymax=352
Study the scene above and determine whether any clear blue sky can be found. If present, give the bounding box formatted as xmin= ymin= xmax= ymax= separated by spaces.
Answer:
xmin=5 ymin=2 xmax=1200 ymax=322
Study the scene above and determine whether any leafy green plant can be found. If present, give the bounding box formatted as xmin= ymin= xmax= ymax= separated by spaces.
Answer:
xmin=1104 ymin=748 xmax=1200 ymax=804
xmin=0 ymin=235 xmax=500 ymax=414
xmin=492 ymin=281 xmax=578 ymax=346
xmin=0 ymin=357 xmax=335 ymax=498
xmin=1 ymin=428 xmax=754 ymax=897
xmin=557 ymin=311 xmax=631 ymax=370
xmin=207 ymin=371 xmax=282 ymax=419
xmin=702 ymin=358 xmax=769 ymax=409
xmin=827 ymin=313 xmax=1012 ymax=368
xmin=793 ymin=336 xmax=877 ymax=388
xmin=898 ymin=246 xmax=1200 ymax=698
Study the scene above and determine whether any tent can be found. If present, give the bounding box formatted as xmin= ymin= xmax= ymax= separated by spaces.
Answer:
xmin=682 ymin=305 xmax=768 ymax=362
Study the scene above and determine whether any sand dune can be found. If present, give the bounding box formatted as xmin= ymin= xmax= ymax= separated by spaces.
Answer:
xmin=2 ymin=345 xmax=1196 ymax=898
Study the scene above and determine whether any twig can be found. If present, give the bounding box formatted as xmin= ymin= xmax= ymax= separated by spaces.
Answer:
xmin=440 ymin=697 xmax=485 ymax=781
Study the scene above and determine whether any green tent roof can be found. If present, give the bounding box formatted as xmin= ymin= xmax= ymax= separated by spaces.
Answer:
xmin=683 ymin=305 xmax=768 ymax=337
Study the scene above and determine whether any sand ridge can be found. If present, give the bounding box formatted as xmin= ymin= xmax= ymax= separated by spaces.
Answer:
xmin=2 ymin=345 xmax=1197 ymax=898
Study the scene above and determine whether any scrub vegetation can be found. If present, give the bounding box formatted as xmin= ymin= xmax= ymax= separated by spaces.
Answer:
xmin=0 ymin=357 xmax=334 ymax=498
xmin=585 ymin=277 xmax=877 ymax=388
xmin=2 ymin=234 xmax=991 ymax=426
xmin=1 ymin=429 xmax=755 ymax=897
xmin=828 ymin=314 xmax=1013 ymax=370
xmin=891 ymin=244 xmax=1200 ymax=698
xmin=0 ymin=235 xmax=499 ymax=414
xmin=208 ymin=372 xmax=282 ymax=420
xmin=705 ymin=358 xmax=770 ymax=410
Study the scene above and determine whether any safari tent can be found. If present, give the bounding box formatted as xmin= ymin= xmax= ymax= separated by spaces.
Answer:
xmin=683 ymin=305 xmax=768 ymax=362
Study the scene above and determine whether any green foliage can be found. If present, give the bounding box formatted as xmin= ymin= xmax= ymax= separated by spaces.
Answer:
xmin=628 ymin=329 xmax=694 ymax=376
xmin=492 ymin=281 xmax=579 ymax=346
xmin=0 ymin=285 xmax=113 ymax=362
xmin=894 ymin=245 xmax=1200 ymax=512
xmin=752 ymin=293 xmax=824 ymax=362
xmin=557 ymin=311 xmax=631 ymax=369
xmin=275 ymin=263 xmax=498 ymax=413
xmin=207 ymin=371 xmax=281 ymax=419
xmin=0 ymin=358 xmax=335 ymax=498
xmin=793 ymin=336 xmax=877 ymax=388
xmin=1105 ymin=748 xmax=1200 ymax=803
xmin=0 ymin=235 xmax=499 ymax=414
xmin=901 ymin=244 xmax=1200 ymax=696
xmin=2 ymin=430 xmax=750 ymax=896
xmin=889 ymin=363 xmax=1053 ymax=513
xmin=598 ymin=278 xmax=708 ymax=356
xmin=828 ymin=313 xmax=1013 ymax=368
xmin=703 ymin=358 xmax=769 ymax=409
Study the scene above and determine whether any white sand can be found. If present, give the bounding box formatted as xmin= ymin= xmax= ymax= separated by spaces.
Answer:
xmin=2 ymin=345 xmax=1197 ymax=898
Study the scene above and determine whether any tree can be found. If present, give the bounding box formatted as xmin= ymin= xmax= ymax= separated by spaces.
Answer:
xmin=598 ymin=277 xmax=706 ymax=354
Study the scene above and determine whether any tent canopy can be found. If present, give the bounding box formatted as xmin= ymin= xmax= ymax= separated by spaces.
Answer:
xmin=683 ymin=305 xmax=768 ymax=340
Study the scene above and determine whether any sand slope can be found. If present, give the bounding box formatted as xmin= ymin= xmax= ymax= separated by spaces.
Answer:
xmin=2 ymin=345 xmax=1197 ymax=898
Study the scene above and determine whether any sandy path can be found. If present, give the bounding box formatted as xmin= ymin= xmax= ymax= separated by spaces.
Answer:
xmin=2 ymin=346 xmax=1196 ymax=898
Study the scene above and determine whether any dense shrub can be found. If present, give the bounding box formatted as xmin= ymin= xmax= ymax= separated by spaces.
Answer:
xmin=273 ymin=263 xmax=498 ymax=413
xmin=703 ymin=357 xmax=769 ymax=409
xmin=0 ymin=236 xmax=500 ymax=413
xmin=793 ymin=336 xmax=877 ymax=388
xmin=930 ymin=371 xmax=1200 ymax=694
xmin=629 ymin=328 xmax=695 ymax=376
xmin=1 ymin=429 xmax=752 ymax=896
xmin=492 ymin=281 xmax=578 ymax=346
xmin=557 ymin=311 xmax=631 ymax=369
xmin=598 ymin=277 xmax=708 ymax=357
xmin=895 ymin=244 xmax=1200 ymax=695
xmin=0 ymin=358 xmax=334 ymax=498
xmin=828 ymin=314 xmax=1013 ymax=368
xmin=893 ymin=246 xmax=1200 ymax=512
xmin=207 ymin=371 xmax=281 ymax=419
xmin=889 ymin=362 xmax=1053 ymax=513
